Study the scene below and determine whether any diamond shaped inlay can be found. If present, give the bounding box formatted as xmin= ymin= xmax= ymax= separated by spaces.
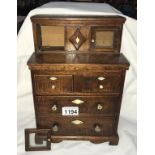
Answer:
xmin=72 ymin=99 xmax=84 ymax=105
xmin=69 ymin=28 xmax=86 ymax=50
xmin=71 ymin=120 xmax=84 ymax=125
xmin=97 ymin=77 xmax=105 ymax=81
xmin=76 ymin=37 xmax=80 ymax=43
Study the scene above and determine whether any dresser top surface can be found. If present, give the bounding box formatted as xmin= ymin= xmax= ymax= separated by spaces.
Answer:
xmin=28 ymin=52 xmax=129 ymax=68
xmin=31 ymin=15 xmax=125 ymax=21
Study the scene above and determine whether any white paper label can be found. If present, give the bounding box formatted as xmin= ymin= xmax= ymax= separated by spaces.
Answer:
xmin=62 ymin=107 xmax=79 ymax=116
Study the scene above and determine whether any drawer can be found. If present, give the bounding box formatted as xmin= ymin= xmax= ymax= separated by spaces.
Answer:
xmin=38 ymin=116 xmax=115 ymax=136
xmin=74 ymin=72 xmax=122 ymax=93
xmin=36 ymin=96 xmax=119 ymax=116
xmin=34 ymin=75 xmax=73 ymax=95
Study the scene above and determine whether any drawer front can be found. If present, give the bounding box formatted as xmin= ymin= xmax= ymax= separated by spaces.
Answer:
xmin=36 ymin=96 xmax=119 ymax=116
xmin=34 ymin=75 xmax=73 ymax=95
xmin=38 ymin=116 xmax=115 ymax=136
xmin=74 ymin=73 xmax=122 ymax=93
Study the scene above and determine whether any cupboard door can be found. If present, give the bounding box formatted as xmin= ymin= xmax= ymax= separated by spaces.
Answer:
xmin=40 ymin=26 xmax=65 ymax=51
xmin=91 ymin=26 xmax=122 ymax=52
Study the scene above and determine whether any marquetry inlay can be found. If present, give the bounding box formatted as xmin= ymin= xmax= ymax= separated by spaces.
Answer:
xmin=76 ymin=37 xmax=80 ymax=43
xmin=69 ymin=28 xmax=86 ymax=50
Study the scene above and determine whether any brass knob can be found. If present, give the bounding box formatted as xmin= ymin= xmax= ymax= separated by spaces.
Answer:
xmin=97 ymin=104 xmax=103 ymax=110
xmin=94 ymin=124 xmax=101 ymax=133
xmin=51 ymin=104 xmax=57 ymax=111
xmin=51 ymin=85 xmax=56 ymax=89
xmin=99 ymin=85 xmax=104 ymax=89
xmin=48 ymin=138 xmax=51 ymax=142
xmin=52 ymin=124 xmax=59 ymax=132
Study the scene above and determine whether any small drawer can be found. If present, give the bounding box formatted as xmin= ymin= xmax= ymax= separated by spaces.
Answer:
xmin=38 ymin=116 xmax=115 ymax=136
xmin=36 ymin=96 xmax=119 ymax=116
xmin=74 ymin=73 xmax=122 ymax=93
xmin=34 ymin=75 xmax=73 ymax=95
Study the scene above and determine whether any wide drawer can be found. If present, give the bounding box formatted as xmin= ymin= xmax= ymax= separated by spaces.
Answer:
xmin=34 ymin=75 xmax=73 ymax=95
xmin=36 ymin=96 xmax=119 ymax=116
xmin=74 ymin=72 xmax=123 ymax=93
xmin=38 ymin=116 xmax=115 ymax=136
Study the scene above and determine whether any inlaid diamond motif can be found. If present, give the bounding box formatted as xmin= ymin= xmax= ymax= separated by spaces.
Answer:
xmin=72 ymin=99 xmax=84 ymax=105
xmin=76 ymin=37 xmax=80 ymax=43
xmin=97 ymin=77 xmax=105 ymax=81
xmin=69 ymin=28 xmax=86 ymax=50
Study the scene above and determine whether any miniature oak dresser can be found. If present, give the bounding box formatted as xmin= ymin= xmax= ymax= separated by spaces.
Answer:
xmin=25 ymin=15 xmax=130 ymax=151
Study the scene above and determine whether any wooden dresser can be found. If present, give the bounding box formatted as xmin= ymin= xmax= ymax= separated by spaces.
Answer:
xmin=25 ymin=15 xmax=130 ymax=151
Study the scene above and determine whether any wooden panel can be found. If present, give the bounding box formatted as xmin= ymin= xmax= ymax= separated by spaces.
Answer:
xmin=41 ymin=26 xmax=64 ymax=47
xmin=65 ymin=27 xmax=90 ymax=51
xmin=38 ymin=116 xmax=115 ymax=136
xmin=36 ymin=96 xmax=119 ymax=116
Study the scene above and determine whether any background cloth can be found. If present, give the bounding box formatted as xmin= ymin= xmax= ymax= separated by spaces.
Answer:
xmin=17 ymin=2 xmax=137 ymax=155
